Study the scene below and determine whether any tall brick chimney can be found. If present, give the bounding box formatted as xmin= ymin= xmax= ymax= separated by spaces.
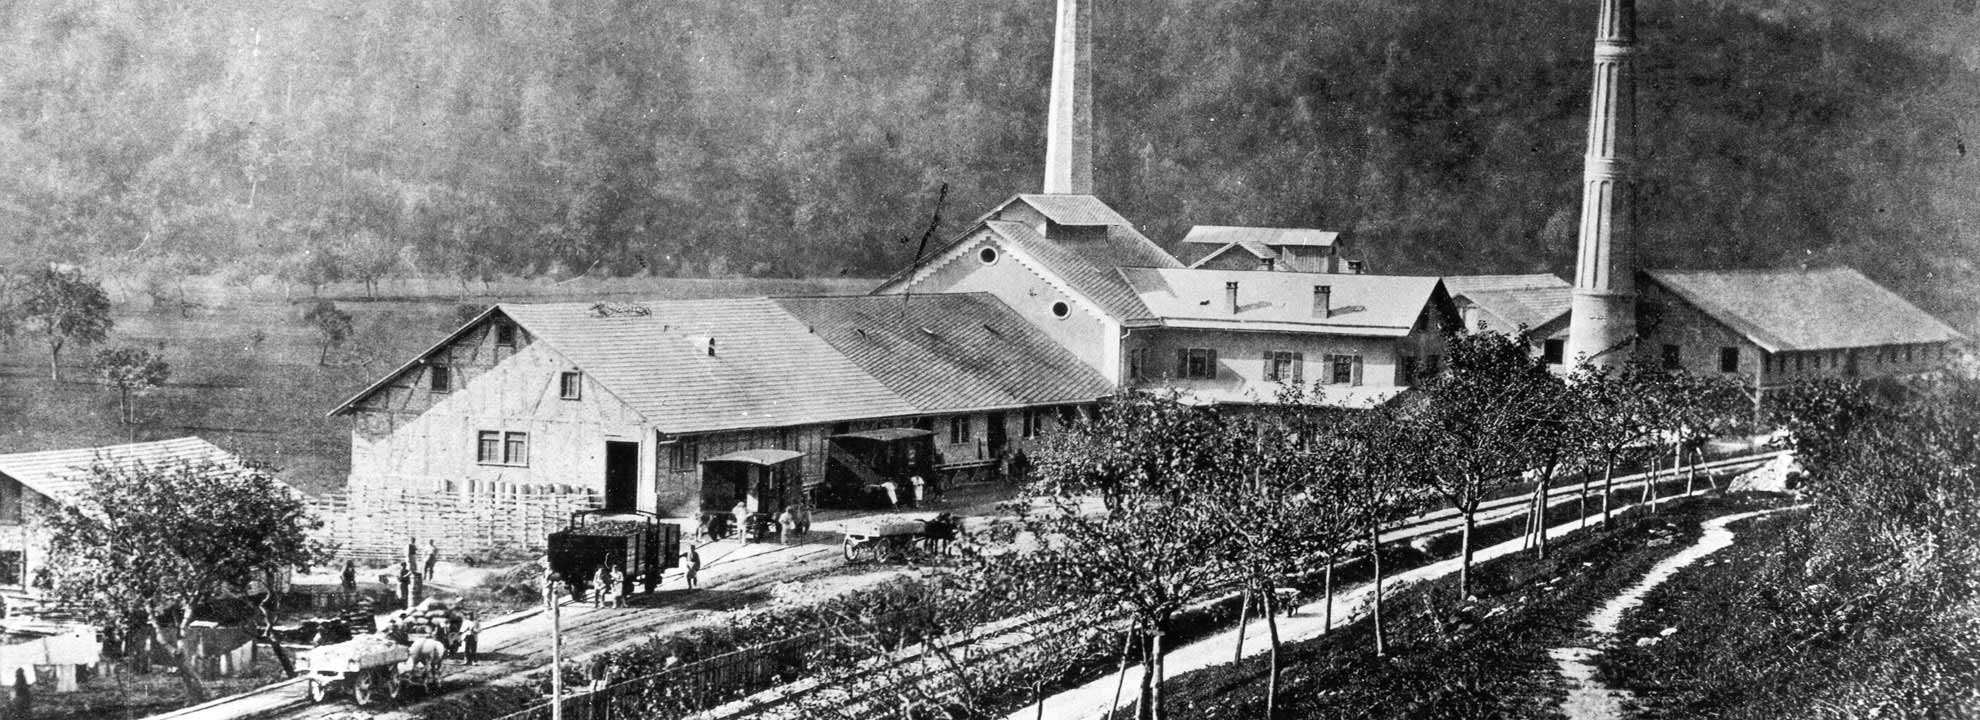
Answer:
xmin=1314 ymin=285 xmax=1332 ymax=318
xmin=1042 ymin=0 xmax=1093 ymax=194
xmin=1566 ymin=0 xmax=1639 ymax=368
xmin=1226 ymin=281 xmax=1240 ymax=315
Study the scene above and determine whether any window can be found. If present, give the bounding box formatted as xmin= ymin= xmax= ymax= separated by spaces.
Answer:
xmin=949 ymin=416 xmax=972 ymax=444
xmin=477 ymin=431 xmax=501 ymax=464
xmin=1057 ymin=405 xmax=1079 ymax=427
xmin=504 ymin=432 xmax=529 ymax=466
xmin=1324 ymin=354 xmax=1362 ymax=386
xmin=1662 ymin=344 xmax=1682 ymax=370
xmin=1795 ymin=353 xmax=1804 ymax=372
xmin=1542 ymin=339 xmax=1565 ymax=365
xmin=495 ymin=323 xmax=516 ymax=347
xmin=430 ymin=364 xmax=453 ymax=393
xmin=1397 ymin=355 xmax=1418 ymax=385
xmin=1423 ymin=354 xmax=1443 ymax=377
xmin=476 ymin=431 xmax=528 ymax=466
xmin=559 ymin=371 xmax=582 ymax=400
xmin=1175 ymin=348 xmax=1219 ymax=379
xmin=0 ymin=551 xmax=19 ymax=586
xmin=1050 ymin=301 xmax=1070 ymax=318
xmin=1264 ymin=351 xmax=1304 ymax=383
xmin=1261 ymin=258 xmax=1275 ymax=271
xmin=0 ymin=480 xmax=19 ymax=526
xmin=1128 ymin=348 xmax=1147 ymax=381
xmin=1905 ymin=345 xmax=1915 ymax=362
xmin=979 ymin=247 xmax=999 ymax=265
xmin=670 ymin=437 xmax=700 ymax=472
xmin=1720 ymin=347 xmax=1740 ymax=373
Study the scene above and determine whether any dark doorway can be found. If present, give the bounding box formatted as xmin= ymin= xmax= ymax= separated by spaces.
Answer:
xmin=605 ymin=441 xmax=639 ymax=511
xmin=985 ymin=412 xmax=1008 ymax=459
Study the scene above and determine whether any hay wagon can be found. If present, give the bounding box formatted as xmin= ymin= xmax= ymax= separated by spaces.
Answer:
xmin=842 ymin=513 xmax=962 ymax=562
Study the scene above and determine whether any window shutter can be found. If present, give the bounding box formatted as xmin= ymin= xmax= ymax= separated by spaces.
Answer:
xmin=1293 ymin=352 xmax=1304 ymax=384
xmin=1207 ymin=349 xmax=1219 ymax=379
xmin=1350 ymin=356 xmax=1364 ymax=386
xmin=1176 ymin=349 xmax=1188 ymax=377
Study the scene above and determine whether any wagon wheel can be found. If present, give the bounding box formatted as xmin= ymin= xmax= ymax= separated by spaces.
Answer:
xmin=842 ymin=538 xmax=860 ymax=562
xmin=306 ymin=679 xmax=328 ymax=704
xmin=351 ymin=670 xmax=376 ymax=707
xmin=384 ymin=666 xmax=405 ymax=701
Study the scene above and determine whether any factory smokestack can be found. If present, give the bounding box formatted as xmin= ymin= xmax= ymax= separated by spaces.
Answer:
xmin=1042 ymin=0 xmax=1094 ymax=194
xmin=1565 ymin=0 xmax=1640 ymax=368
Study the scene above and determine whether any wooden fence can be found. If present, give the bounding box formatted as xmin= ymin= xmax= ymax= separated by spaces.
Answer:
xmin=313 ymin=483 xmax=603 ymax=562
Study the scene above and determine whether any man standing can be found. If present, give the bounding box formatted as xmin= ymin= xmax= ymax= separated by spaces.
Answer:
xmin=881 ymin=479 xmax=900 ymax=508
xmin=732 ymin=500 xmax=751 ymax=542
xmin=776 ymin=507 xmax=795 ymax=545
xmin=339 ymin=560 xmax=358 ymax=604
xmin=909 ymin=474 xmax=926 ymax=507
xmin=395 ymin=560 xmax=412 ymax=610
xmin=683 ymin=546 xmax=701 ymax=589
xmin=460 ymin=612 xmax=481 ymax=665
xmin=423 ymin=540 xmax=440 ymax=580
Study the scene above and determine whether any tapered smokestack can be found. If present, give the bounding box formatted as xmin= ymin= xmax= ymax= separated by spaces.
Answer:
xmin=1565 ymin=0 xmax=1639 ymax=369
xmin=1042 ymin=0 xmax=1094 ymax=194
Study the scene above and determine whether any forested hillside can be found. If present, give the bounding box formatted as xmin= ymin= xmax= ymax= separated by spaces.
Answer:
xmin=1 ymin=0 xmax=1974 ymax=326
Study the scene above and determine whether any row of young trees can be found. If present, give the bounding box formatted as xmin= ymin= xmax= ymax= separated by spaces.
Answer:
xmin=977 ymin=331 xmax=1754 ymax=720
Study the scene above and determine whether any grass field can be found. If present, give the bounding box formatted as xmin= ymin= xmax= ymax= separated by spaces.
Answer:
xmin=0 ymin=274 xmax=877 ymax=497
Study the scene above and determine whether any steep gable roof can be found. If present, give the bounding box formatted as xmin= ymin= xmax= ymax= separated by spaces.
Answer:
xmin=0 ymin=437 xmax=266 ymax=504
xmin=877 ymin=194 xmax=1180 ymax=322
xmin=773 ymin=294 xmax=1113 ymax=413
xmin=1120 ymin=268 xmax=1447 ymax=336
xmin=1644 ymin=267 xmax=1966 ymax=352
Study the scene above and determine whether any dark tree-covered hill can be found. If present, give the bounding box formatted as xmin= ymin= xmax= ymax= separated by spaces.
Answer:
xmin=1 ymin=0 xmax=1974 ymax=326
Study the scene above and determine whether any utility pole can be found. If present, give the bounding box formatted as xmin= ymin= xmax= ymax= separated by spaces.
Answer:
xmin=549 ymin=575 xmax=564 ymax=720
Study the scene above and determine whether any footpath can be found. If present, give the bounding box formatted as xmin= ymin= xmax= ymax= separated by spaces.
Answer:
xmin=1548 ymin=506 xmax=1799 ymax=720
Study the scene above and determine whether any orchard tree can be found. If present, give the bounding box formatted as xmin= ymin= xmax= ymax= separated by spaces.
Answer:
xmin=977 ymin=393 xmax=1236 ymax=720
xmin=20 ymin=267 xmax=113 ymax=381
xmin=1403 ymin=330 xmax=1567 ymax=598
xmin=1568 ymin=362 xmax=1664 ymax=526
xmin=1338 ymin=405 xmax=1425 ymax=656
xmin=93 ymin=346 xmax=171 ymax=424
xmin=302 ymin=299 xmax=354 ymax=365
xmin=40 ymin=458 xmax=332 ymax=702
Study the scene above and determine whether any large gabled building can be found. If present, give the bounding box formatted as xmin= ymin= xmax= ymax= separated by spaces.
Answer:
xmin=329 ymin=293 xmax=1112 ymax=553
xmin=1636 ymin=267 xmax=1965 ymax=387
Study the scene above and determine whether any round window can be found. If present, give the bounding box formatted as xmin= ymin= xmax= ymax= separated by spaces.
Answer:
xmin=1051 ymin=301 xmax=1070 ymax=318
xmin=978 ymin=247 xmax=999 ymax=265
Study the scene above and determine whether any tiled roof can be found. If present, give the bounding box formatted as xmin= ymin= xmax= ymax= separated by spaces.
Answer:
xmin=502 ymin=299 xmax=916 ymax=434
xmin=487 ymin=295 xmax=1114 ymax=435
xmin=0 ymin=437 xmax=265 ymax=504
xmin=1002 ymin=194 xmax=1134 ymax=227
xmin=1442 ymin=273 xmax=1569 ymax=295
xmin=1458 ymin=286 xmax=1573 ymax=331
xmin=1119 ymin=268 xmax=1445 ymax=336
xmin=1644 ymin=267 xmax=1966 ymax=352
xmin=983 ymin=220 xmax=1170 ymax=321
xmin=773 ymin=294 xmax=1113 ymax=414
xmin=1181 ymin=226 xmax=1340 ymax=248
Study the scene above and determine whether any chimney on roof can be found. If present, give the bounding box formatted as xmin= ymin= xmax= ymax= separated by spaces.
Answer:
xmin=694 ymin=336 xmax=717 ymax=357
xmin=1226 ymin=281 xmax=1240 ymax=315
xmin=1042 ymin=0 xmax=1094 ymax=194
xmin=1314 ymin=285 xmax=1332 ymax=318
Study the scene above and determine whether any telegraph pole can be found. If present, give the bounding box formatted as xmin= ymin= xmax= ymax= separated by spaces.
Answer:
xmin=549 ymin=574 xmax=564 ymax=720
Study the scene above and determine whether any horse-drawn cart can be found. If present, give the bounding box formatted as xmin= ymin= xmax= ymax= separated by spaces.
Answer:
xmin=842 ymin=513 xmax=962 ymax=562
xmin=299 ymin=634 xmax=445 ymax=706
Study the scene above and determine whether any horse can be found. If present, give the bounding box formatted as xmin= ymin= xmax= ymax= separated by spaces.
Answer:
xmin=403 ymin=637 xmax=447 ymax=695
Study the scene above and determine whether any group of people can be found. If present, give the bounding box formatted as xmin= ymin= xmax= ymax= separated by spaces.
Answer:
xmin=877 ymin=473 xmax=936 ymax=508
xmin=700 ymin=501 xmax=813 ymax=543
xmin=378 ymin=605 xmax=483 ymax=665
xmin=588 ymin=563 xmax=630 ymax=608
xmin=336 ymin=538 xmax=447 ymax=610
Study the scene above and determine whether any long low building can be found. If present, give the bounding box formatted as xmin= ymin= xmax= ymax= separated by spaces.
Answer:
xmin=330 ymin=292 xmax=1113 ymax=554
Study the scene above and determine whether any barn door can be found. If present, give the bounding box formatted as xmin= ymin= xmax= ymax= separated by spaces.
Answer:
xmin=604 ymin=441 xmax=639 ymax=511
